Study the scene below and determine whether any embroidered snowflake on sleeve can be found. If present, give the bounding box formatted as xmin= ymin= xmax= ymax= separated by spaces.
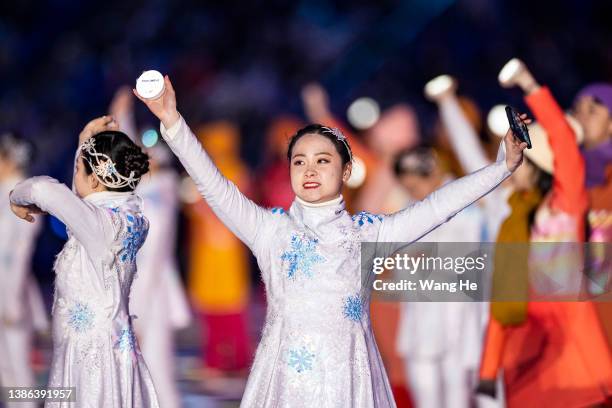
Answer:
xmin=352 ymin=211 xmax=384 ymax=227
xmin=271 ymin=207 xmax=286 ymax=215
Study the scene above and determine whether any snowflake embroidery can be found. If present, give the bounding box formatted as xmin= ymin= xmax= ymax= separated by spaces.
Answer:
xmin=112 ymin=315 xmax=140 ymax=363
xmin=343 ymin=294 xmax=363 ymax=322
xmin=271 ymin=207 xmax=286 ymax=215
xmin=288 ymin=346 xmax=315 ymax=373
xmin=352 ymin=211 xmax=383 ymax=227
xmin=68 ymin=302 xmax=94 ymax=332
xmin=114 ymin=327 xmax=137 ymax=352
xmin=121 ymin=213 xmax=146 ymax=263
xmin=281 ymin=233 xmax=325 ymax=279
xmin=337 ymin=224 xmax=361 ymax=255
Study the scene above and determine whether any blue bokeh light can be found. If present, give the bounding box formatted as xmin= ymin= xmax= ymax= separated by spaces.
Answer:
xmin=141 ymin=129 xmax=159 ymax=148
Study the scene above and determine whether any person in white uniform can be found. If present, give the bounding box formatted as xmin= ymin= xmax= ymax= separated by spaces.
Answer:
xmin=393 ymin=146 xmax=490 ymax=408
xmin=131 ymin=148 xmax=191 ymax=408
xmin=9 ymin=116 xmax=159 ymax=407
xmin=134 ymin=75 xmax=526 ymax=407
xmin=423 ymin=75 xmax=514 ymax=407
xmin=111 ymin=87 xmax=191 ymax=408
xmin=0 ymin=133 xmax=49 ymax=408
xmin=424 ymin=75 xmax=513 ymax=241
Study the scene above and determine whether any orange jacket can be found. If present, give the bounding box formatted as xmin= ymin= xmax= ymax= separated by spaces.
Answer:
xmin=479 ymin=87 xmax=612 ymax=407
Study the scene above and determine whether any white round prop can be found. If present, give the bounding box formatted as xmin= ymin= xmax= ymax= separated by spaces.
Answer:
xmin=136 ymin=70 xmax=165 ymax=100
xmin=347 ymin=97 xmax=380 ymax=130
xmin=424 ymin=75 xmax=455 ymax=100
xmin=498 ymin=58 xmax=524 ymax=87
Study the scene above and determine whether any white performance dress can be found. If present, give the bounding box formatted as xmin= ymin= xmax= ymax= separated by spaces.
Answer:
xmin=397 ymin=198 xmax=489 ymax=408
xmin=130 ymin=169 xmax=191 ymax=408
xmin=159 ymin=116 xmax=511 ymax=408
xmin=0 ymin=176 xmax=49 ymax=408
xmin=10 ymin=177 xmax=159 ymax=408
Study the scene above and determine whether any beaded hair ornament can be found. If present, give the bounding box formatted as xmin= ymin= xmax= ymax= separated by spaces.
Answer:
xmin=320 ymin=126 xmax=353 ymax=162
xmin=79 ymin=138 xmax=140 ymax=189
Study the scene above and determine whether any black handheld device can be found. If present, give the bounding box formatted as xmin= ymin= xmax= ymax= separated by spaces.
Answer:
xmin=505 ymin=106 xmax=532 ymax=149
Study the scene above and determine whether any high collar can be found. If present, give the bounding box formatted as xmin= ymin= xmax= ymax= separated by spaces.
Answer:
xmin=295 ymin=195 xmax=343 ymax=208
xmin=290 ymin=195 xmax=347 ymax=230
xmin=84 ymin=191 xmax=142 ymax=211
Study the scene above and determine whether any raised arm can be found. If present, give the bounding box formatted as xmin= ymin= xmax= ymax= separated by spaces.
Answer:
xmin=11 ymin=116 xmax=120 ymax=261
xmin=525 ymin=88 xmax=587 ymax=214
xmin=301 ymin=83 xmax=391 ymax=212
xmin=426 ymin=76 xmax=512 ymax=240
xmin=72 ymin=116 xmax=120 ymax=192
xmin=425 ymin=76 xmax=492 ymax=173
xmin=379 ymin=129 xmax=525 ymax=242
xmin=499 ymin=58 xmax=587 ymax=216
xmin=10 ymin=176 xmax=116 ymax=269
xmin=134 ymin=76 xmax=271 ymax=250
xmin=301 ymin=83 xmax=378 ymax=170
xmin=110 ymin=86 xmax=139 ymax=142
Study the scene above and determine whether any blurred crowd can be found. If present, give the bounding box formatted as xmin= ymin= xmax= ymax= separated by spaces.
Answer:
xmin=1 ymin=1 xmax=611 ymax=407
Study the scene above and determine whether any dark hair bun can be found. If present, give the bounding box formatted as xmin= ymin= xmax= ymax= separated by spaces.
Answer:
xmin=84 ymin=130 xmax=150 ymax=192
xmin=120 ymin=146 xmax=150 ymax=180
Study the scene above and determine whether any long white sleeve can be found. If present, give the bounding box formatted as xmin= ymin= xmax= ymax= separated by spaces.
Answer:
xmin=438 ymin=96 xmax=512 ymax=240
xmin=378 ymin=143 xmax=511 ymax=242
xmin=438 ymin=95 xmax=491 ymax=174
xmin=10 ymin=176 xmax=116 ymax=265
xmin=159 ymin=116 xmax=271 ymax=250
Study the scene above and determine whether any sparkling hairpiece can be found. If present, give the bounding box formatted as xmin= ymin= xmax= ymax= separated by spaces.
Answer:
xmin=321 ymin=126 xmax=353 ymax=162
xmin=79 ymin=138 xmax=140 ymax=189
